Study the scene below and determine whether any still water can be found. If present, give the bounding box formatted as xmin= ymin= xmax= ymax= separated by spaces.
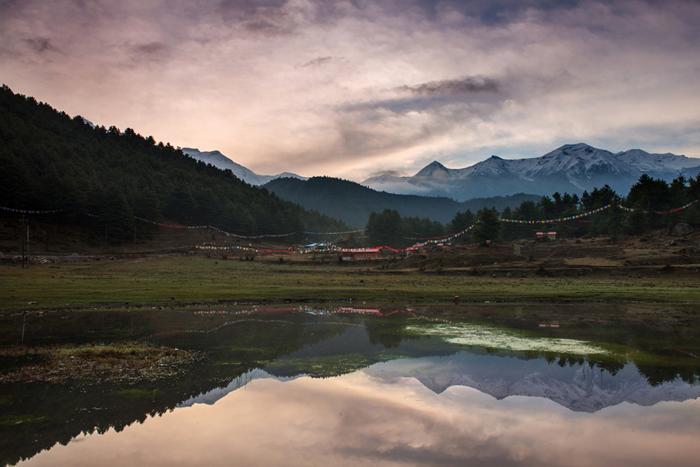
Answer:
xmin=2 ymin=305 xmax=700 ymax=466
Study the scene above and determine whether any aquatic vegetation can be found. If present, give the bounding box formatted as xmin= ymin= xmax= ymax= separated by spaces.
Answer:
xmin=405 ymin=322 xmax=610 ymax=356
xmin=0 ymin=342 xmax=204 ymax=384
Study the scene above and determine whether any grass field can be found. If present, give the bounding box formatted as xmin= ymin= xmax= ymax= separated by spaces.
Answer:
xmin=1 ymin=255 xmax=699 ymax=312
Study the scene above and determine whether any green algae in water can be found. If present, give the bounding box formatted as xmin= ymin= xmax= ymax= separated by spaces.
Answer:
xmin=405 ymin=322 xmax=610 ymax=356
xmin=0 ymin=414 xmax=49 ymax=426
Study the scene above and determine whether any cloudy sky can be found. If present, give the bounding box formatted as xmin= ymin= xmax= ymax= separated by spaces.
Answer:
xmin=2 ymin=0 xmax=700 ymax=180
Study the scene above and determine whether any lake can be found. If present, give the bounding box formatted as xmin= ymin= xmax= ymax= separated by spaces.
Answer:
xmin=2 ymin=304 xmax=699 ymax=466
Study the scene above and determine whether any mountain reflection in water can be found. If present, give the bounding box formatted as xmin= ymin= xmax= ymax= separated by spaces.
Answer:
xmin=20 ymin=371 xmax=700 ymax=467
xmin=5 ymin=306 xmax=700 ymax=467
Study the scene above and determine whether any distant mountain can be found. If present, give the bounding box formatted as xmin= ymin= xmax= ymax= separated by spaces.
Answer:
xmin=365 ymin=352 xmax=700 ymax=413
xmin=178 ymin=352 xmax=700 ymax=414
xmin=363 ymin=143 xmax=700 ymax=201
xmin=182 ymin=147 xmax=306 ymax=186
xmin=263 ymin=176 xmax=540 ymax=228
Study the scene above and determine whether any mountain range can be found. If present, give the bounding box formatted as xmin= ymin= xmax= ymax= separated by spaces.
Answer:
xmin=363 ymin=143 xmax=700 ymax=201
xmin=178 ymin=351 xmax=700 ymax=414
xmin=364 ymin=351 xmax=700 ymax=413
xmin=174 ymin=323 xmax=700 ymax=414
xmin=262 ymin=177 xmax=539 ymax=228
xmin=184 ymin=143 xmax=700 ymax=206
xmin=182 ymin=147 xmax=306 ymax=185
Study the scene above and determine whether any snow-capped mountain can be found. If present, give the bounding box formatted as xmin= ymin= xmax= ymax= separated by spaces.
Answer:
xmin=363 ymin=143 xmax=700 ymax=201
xmin=182 ymin=147 xmax=306 ymax=185
xmin=364 ymin=351 xmax=700 ymax=413
xmin=176 ymin=351 xmax=700 ymax=414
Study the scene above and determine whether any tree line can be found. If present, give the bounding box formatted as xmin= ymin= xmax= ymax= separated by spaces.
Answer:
xmin=365 ymin=175 xmax=700 ymax=247
xmin=0 ymin=85 xmax=349 ymax=243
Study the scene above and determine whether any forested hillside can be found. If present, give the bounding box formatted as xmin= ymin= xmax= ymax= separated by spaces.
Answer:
xmin=264 ymin=176 xmax=540 ymax=228
xmin=0 ymin=85 xmax=348 ymax=243
xmin=362 ymin=179 xmax=700 ymax=248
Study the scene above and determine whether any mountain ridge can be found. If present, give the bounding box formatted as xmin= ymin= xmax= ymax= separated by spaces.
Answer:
xmin=177 ymin=352 xmax=700 ymax=414
xmin=363 ymin=143 xmax=700 ymax=201
xmin=182 ymin=147 xmax=306 ymax=186
xmin=263 ymin=176 xmax=540 ymax=228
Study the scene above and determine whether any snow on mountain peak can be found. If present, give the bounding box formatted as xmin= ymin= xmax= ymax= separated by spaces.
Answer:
xmin=182 ymin=147 xmax=306 ymax=185
xmin=362 ymin=142 xmax=700 ymax=201
xmin=415 ymin=161 xmax=450 ymax=179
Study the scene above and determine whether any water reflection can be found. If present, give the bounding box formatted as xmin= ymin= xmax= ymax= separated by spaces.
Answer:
xmin=2 ymin=304 xmax=700 ymax=466
xmin=19 ymin=372 xmax=700 ymax=467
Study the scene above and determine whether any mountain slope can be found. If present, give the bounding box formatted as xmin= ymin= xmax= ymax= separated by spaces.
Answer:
xmin=264 ymin=176 xmax=540 ymax=228
xmin=0 ymin=85 xmax=348 ymax=240
xmin=182 ymin=147 xmax=305 ymax=186
xmin=363 ymin=143 xmax=700 ymax=201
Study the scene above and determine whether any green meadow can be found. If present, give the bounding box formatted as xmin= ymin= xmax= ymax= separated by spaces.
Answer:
xmin=1 ymin=255 xmax=699 ymax=311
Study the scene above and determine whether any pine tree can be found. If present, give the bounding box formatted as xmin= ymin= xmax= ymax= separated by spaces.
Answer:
xmin=474 ymin=207 xmax=501 ymax=244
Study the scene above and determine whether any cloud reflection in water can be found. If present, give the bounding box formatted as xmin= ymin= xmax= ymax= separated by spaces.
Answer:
xmin=20 ymin=369 xmax=700 ymax=467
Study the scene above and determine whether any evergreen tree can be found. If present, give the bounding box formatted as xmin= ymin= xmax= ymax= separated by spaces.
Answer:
xmin=97 ymin=184 xmax=134 ymax=244
xmin=473 ymin=207 xmax=501 ymax=244
xmin=163 ymin=184 xmax=196 ymax=223
xmin=448 ymin=210 xmax=475 ymax=233
xmin=624 ymin=202 xmax=649 ymax=235
xmin=365 ymin=209 xmax=402 ymax=246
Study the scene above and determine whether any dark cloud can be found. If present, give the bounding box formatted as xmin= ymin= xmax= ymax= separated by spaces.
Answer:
xmin=0 ymin=0 xmax=26 ymax=21
xmin=219 ymin=0 xmax=289 ymax=19
xmin=396 ymin=76 xmax=500 ymax=96
xmin=24 ymin=37 xmax=59 ymax=54
xmin=366 ymin=169 xmax=408 ymax=178
xmin=217 ymin=0 xmax=296 ymax=35
xmin=412 ymin=0 xmax=583 ymax=24
xmin=244 ymin=20 xmax=280 ymax=32
xmin=301 ymin=56 xmax=333 ymax=67
xmin=329 ymin=75 xmax=507 ymax=162
xmin=134 ymin=42 xmax=168 ymax=55
xmin=129 ymin=42 xmax=170 ymax=65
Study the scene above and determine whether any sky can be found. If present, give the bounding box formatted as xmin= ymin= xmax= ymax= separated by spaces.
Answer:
xmin=2 ymin=0 xmax=700 ymax=181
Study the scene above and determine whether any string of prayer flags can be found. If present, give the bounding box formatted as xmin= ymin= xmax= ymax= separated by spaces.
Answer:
xmin=2 ymin=206 xmax=65 ymax=214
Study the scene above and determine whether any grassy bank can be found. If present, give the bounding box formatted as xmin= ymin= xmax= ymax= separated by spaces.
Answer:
xmin=1 ymin=255 xmax=699 ymax=312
